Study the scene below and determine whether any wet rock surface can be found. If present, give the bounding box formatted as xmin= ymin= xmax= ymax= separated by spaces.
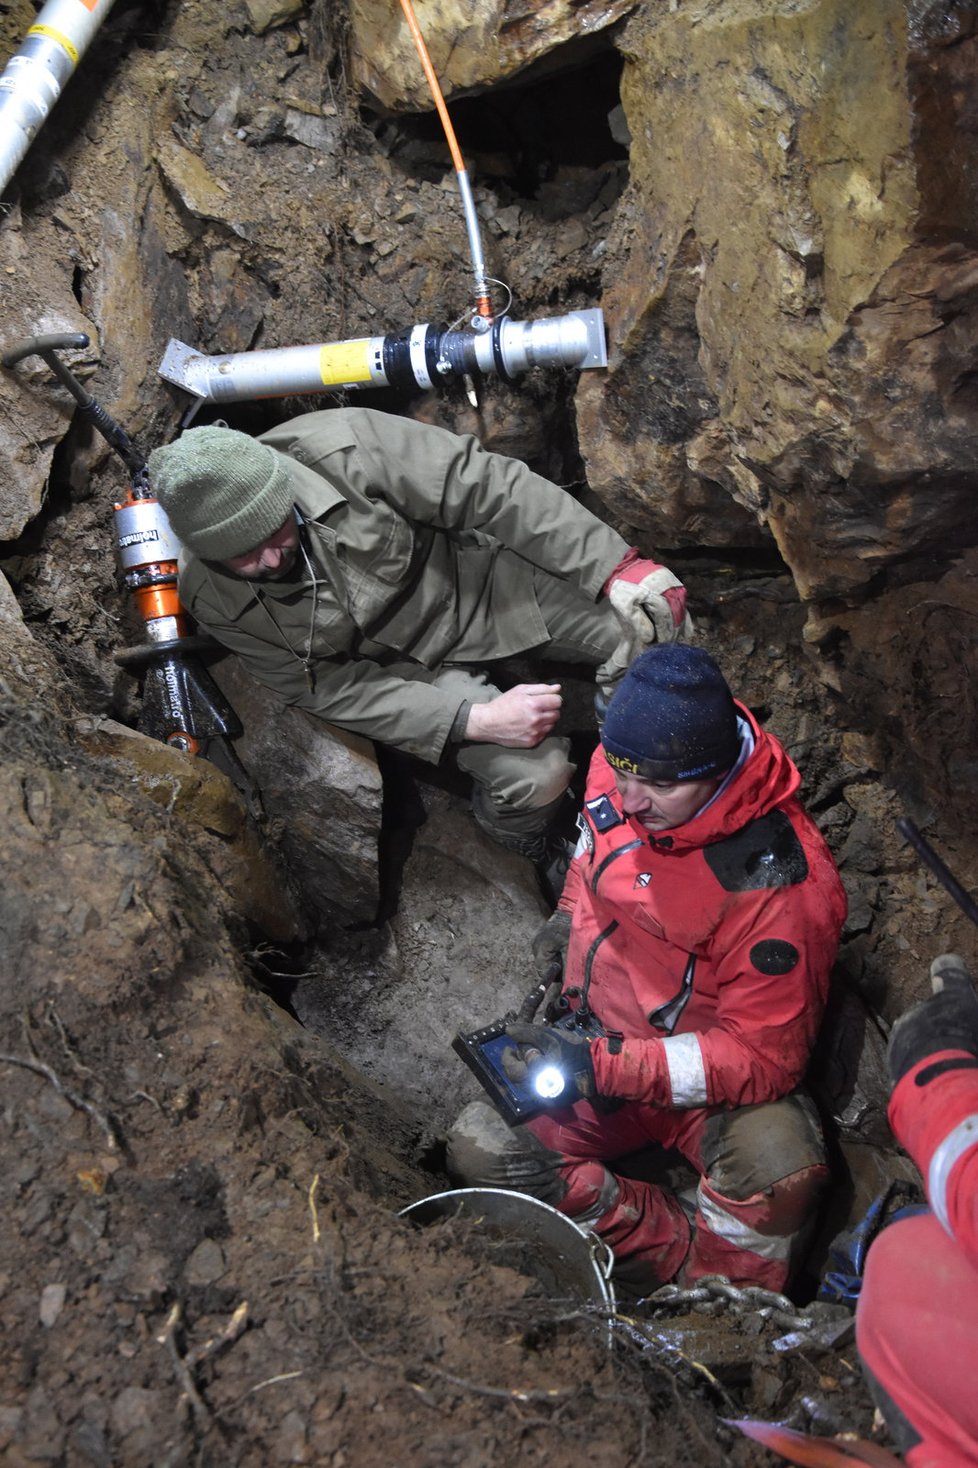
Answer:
xmin=211 ymin=655 xmax=384 ymax=930
xmin=2 ymin=0 xmax=976 ymax=1463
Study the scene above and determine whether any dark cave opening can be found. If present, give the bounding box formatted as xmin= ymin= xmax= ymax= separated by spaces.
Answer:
xmin=363 ymin=47 xmax=629 ymax=212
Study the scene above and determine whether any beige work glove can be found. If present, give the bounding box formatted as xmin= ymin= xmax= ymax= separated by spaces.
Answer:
xmin=596 ymin=558 xmax=694 ymax=708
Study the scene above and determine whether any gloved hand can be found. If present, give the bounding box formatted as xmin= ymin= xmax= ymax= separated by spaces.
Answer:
xmin=531 ymin=910 xmax=572 ymax=980
xmin=500 ymin=1021 xmax=596 ymax=1103
xmin=596 ymin=550 xmax=694 ymax=707
xmin=603 ymin=551 xmax=693 ymax=646
xmin=887 ymin=953 xmax=978 ymax=1086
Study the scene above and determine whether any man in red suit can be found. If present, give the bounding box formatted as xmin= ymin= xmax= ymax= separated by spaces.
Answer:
xmin=448 ymin=644 xmax=847 ymax=1295
xmin=856 ymin=953 xmax=978 ymax=1465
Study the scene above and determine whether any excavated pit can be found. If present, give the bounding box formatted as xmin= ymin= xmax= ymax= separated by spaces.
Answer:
xmin=2 ymin=3 xmax=974 ymax=1463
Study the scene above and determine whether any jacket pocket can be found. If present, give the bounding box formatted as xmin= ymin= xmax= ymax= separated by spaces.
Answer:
xmin=340 ymin=498 xmax=417 ymax=592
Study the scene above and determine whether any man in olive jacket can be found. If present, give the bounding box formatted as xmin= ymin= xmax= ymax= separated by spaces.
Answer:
xmin=149 ymin=407 xmax=690 ymax=860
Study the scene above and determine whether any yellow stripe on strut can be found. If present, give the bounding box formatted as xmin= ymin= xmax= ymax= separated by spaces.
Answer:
xmin=319 ymin=339 xmax=374 ymax=386
xmin=26 ymin=23 xmax=80 ymax=64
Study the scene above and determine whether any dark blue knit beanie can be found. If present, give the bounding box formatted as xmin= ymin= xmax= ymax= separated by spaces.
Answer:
xmin=602 ymin=645 xmax=740 ymax=782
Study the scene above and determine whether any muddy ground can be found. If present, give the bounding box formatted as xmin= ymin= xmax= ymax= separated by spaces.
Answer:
xmin=2 ymin=542 xmax=942 ymax=1467
xmin=3 ymin=4 xmax=975 ymax=1465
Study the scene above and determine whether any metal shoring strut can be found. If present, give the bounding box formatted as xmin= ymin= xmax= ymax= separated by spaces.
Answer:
xmin=157 ymin=310 xmax=607 ymax=404
xmin=0 ymin=0 xmax=120 ymax=197
xmin=1 ymin=332 xmax=261 ymax=813
xmin=154 ymin=0 xmax=608 ymax=406
xmin=898 ymin=817 xmax=978 ymax=932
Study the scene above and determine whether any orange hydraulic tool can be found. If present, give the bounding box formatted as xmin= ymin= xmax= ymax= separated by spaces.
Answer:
xmin=2 ymin=333 xmax=258 ymax=804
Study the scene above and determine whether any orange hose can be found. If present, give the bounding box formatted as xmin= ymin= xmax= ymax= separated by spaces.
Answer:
xmin=397 ymin=0 xmax=465 ymax=175
xmin=397 ymin=0 xmax=494 ymax=322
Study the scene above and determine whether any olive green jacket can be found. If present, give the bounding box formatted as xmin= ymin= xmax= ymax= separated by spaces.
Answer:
xmin=178 ymin=407 xmax=628 ymax=763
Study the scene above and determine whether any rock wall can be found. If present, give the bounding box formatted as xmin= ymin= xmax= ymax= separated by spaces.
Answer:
xmin=578 ymin=1 xmax=978 ymax=590
xmin=579 ymin=0 xmax=978 ymax=818
xmin=351 ymin=0 xmax=978 ymax=826
xmin=349 ymin=0 xmax=636 ymax=111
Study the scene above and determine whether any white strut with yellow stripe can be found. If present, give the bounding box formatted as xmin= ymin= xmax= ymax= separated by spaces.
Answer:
xmin=0 ymin=0 xmax=118 ymax=195
xmin=158 ymin=310 xmax=608 ymax=404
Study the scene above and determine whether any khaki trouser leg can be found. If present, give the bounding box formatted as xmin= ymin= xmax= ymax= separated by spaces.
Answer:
xmin=682 ymin=1092 xmax=828 ymax=1290
xmin=431 ymin=665 xmax=576 ymax=851
xmin=424 ymin=583 xmax=617 ymax=848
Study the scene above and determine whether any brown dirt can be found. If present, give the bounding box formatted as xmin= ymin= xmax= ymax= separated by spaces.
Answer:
xmin=1 ymin=588 xmax=903 ymax=1467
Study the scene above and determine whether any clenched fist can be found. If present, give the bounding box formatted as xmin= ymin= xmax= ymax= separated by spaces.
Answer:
xmin=464 ymin=683 xmax=562 ymax=747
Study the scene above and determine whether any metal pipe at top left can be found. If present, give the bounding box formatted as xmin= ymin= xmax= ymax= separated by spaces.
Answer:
xmin=0 ymin=0 xmax=120 ymax=196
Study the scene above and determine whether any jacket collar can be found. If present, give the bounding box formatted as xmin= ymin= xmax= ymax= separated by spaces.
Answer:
xmin=600 ymin=701 xmax=802 ymax=852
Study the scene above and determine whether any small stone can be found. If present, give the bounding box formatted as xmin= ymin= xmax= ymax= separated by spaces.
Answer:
xmin=184 ymin=1238 xmax=226 ymax=1286
xmin=244 ymin=0 xmax=304 ymax=34
xmin=555 ymin=218 xmax=589 ymax=258
xmin=40 ymin=1282 xmax=66 ymax=1328
xmin=350 ymin=214 xmax=377 ymax=245
xmin=283 ymin=109 xmax=341 ymax=152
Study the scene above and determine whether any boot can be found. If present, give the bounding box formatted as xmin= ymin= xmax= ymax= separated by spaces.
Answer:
xmin=471 ymin=788 xmax=575 ymax=906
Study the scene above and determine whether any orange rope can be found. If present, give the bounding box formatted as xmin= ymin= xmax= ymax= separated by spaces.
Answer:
xmin=397 ymin=0 xmax=465 ymax=174
xmin=397 ymin=0 xmax=494 ymax=321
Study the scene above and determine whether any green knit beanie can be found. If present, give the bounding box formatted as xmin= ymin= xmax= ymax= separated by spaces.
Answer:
xmin=148 ymin=426 xmax=294 ymax=560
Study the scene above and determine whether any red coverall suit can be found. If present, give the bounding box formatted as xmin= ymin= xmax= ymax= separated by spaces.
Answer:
xmin=448 ymin=704 xmax=847 ymax=1293
xmin=856 ymin=1052 xmax=978 ymax=1464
